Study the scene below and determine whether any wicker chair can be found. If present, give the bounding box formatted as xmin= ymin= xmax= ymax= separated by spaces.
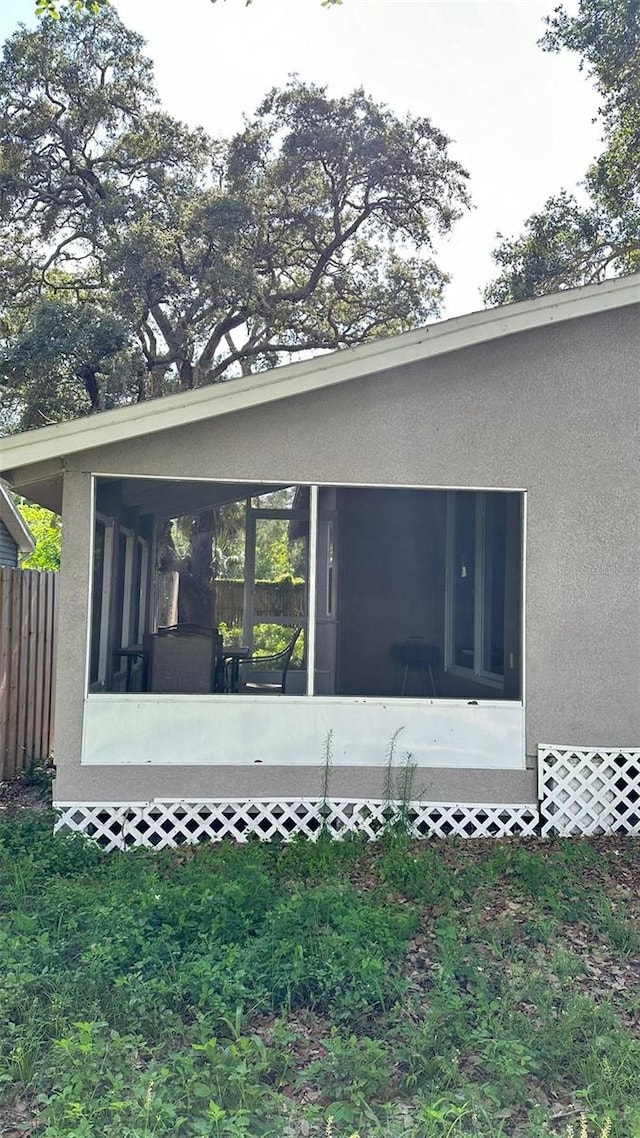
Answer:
xmin=238 ymin=627 xmax=302 ymax=694
xmin=146 ymin=625 xmax=223 ymax=693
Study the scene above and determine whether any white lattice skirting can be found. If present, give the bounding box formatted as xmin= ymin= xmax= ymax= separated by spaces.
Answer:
xmin=54 ymin=798 xmax=539 ymax=850
xmin=539 ymin=746 xmax=640 ymax=836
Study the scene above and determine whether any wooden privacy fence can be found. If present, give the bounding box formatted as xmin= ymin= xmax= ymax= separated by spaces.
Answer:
xmin=215 ymin=579 xmax=305 ymax=628
xmin=0 ymin=567 xmax=58 ymax=780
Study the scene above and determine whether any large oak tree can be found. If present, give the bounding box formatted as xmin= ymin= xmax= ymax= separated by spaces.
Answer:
xmin=0 ymin=6 xmax=469 ymax=430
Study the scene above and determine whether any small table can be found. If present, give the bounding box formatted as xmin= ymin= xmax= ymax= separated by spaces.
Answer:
xmin=219 ymin=646 xmax=250 ymax=693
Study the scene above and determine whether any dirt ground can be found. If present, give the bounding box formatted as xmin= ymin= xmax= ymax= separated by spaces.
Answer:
xmin=0 ymin=774 xmax=52 ymax=813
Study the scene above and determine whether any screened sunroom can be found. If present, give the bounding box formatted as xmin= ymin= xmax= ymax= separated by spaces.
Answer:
xmin=88 ymin=475 xmax=523 ymax=707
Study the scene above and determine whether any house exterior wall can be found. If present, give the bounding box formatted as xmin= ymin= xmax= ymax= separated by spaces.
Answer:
xmin=0 ymin=520 xmax=19 ymax=567
xmin=52 ymin=306 xmax=639 ymax=803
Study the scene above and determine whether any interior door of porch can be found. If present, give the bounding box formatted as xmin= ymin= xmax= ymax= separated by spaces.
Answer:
xmin=242 ymin=502 xmax=309 ymax=690
xmin=314 ymin=512 xmax=338 ymax=695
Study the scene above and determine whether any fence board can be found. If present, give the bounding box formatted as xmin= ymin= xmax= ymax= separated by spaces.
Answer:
xmin=215 ymin=579 xmax=305 ymax=629
xmin=34 ymin=572 xmax=47 ymax=761
xmin=25 ymin=574 xmax=38 ymax=761
xmin=38 ymin=571 xmax=53 ymax=765
xmin=0 ymin=568 xmax=58 ymax=780
xmin=7 ymin=574 xmax=22 ymax=777
xmin=44 ymin=572 xmax=56 ymax=757
xmin=0 ymin=571 xmax=11 ymax=770
xmin=17 ymin=573 xmax=32 ymax=775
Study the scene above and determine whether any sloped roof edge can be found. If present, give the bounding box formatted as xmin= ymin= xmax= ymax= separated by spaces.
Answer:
xmin=1 ymin=272 xmax=639 ymax=478
xmin=0 ymin=486 xmax=36 ymax=556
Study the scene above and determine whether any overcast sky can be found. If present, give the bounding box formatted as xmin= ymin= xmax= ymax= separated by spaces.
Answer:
xmin=1 ymin=0 xmax=601 ymax=318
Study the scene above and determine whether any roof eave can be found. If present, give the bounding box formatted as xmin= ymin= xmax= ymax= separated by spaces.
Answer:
xmin=1 ymin=272 xmax=639 ymax=478
xmin=0 ymin=488 xmax=36 ymax=555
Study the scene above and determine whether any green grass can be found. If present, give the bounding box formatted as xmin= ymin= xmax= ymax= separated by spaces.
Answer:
xmin=0 ymin=816 xmax=639 ymax=1137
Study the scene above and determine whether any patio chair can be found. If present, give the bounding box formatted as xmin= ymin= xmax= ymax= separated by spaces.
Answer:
xmin=238 ymin=627 xmax=302 ymax=694
xmin=146 ymin=624 xmax=223 ymax=693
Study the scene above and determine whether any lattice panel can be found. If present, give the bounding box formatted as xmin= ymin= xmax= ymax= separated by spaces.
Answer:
xmin=54 ymin=798 xmax=539 ymax=849
xmin=539 ymin=746 xmax=640 ymax=836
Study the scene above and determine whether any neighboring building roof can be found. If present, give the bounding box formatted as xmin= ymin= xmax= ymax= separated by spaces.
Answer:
xmin=0 ymin=486 xmax=36 ymax=557
xmin=1 ymin=273 xmax=638 ymax=480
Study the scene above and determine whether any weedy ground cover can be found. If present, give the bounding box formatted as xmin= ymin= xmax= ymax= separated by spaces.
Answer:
xmin=0 ymin=813 xmax=639 ymax=1137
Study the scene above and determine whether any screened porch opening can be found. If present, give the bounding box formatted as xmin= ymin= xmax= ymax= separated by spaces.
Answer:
xmin=88 ymin=478 xmax=523 ymax=701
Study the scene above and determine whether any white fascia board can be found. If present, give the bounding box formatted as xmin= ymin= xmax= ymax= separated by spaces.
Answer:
xmin=1 ymin=272 xmax=639 ymax=477
xmin=0 ymin=487 xmax=36 ymax=554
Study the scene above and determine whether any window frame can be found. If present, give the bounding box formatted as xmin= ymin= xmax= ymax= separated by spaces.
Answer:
xmin=130 ymin=535 xmax=150 ymax=646
xmin=117 ymin=527 xmax=136 ymax=650
xmin=242 ymin=502 xmax=311 ymax=654
xmin=444 ymin=490 xmax=514 ymax=688
xmin=89 ymin=512 xmax=114 ymax=687
xmin=88 ymin=474 xmax=525 ymax=704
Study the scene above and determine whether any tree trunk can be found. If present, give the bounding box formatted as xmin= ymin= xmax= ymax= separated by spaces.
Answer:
xmin=177 ymin=540 xmax=216 ymax=625
xmin=155 ymin=570 xmax=179 ymax=626
xmin=179 ymin=359 xmax=194 ymax=390
xmin=79 ymin=364 xmax=101 ymax=413
xmin=157 ymin=518 xmax=217 ymax=629
xmin=150 ymin=366 xmax=167 ymax=399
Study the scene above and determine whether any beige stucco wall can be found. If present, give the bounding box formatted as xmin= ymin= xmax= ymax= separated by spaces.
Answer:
xmin=52 ymin=305 xmax=639 ymax=802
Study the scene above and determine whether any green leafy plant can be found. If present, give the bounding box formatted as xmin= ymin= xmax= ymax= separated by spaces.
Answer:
xmin=1 ymin=813 xmax=639 ymax=1137
xmin=245 ymin=883 xmax=418 ymax=1019
xmin=219 ymin=622 xmax=305 ymax=666
xmin=564 ymin=1118 xmax=612 ymax=1138
xmin=16 ymin=499 xmax=61 ymax=571
xmin=20 ymin=758 xmax=55 ymax=796
xmin=301 ymin=1031 xmax=395 ymax=1107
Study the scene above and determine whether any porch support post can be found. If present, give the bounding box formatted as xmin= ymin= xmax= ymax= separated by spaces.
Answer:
xmin=104 ymin=485 xmax=124 ymax=690
xmin=242 ymin=501 xmax=256 ymax=653
xmin=306 ymin=484 xmax=319 ymax=696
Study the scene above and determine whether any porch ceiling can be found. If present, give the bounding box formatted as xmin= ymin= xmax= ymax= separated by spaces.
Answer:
xmin=10 ymin=474 xmax=63 ymax=514
xmin=111 ymin=478 xmax=287 ymax=520
xmin=1 ymin=458 xmax=65 ymax=514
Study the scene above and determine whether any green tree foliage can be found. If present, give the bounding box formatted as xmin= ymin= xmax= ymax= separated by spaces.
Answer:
xmin=212 ymin=0 xmax=342 ymax=6
xmin=1 ymin=299 xmax=142 ymax=429
xmin=486 ymin=0 xmax=640 ymax=304
xmin=0 ymin=6 xmax=469 ymax=432
xmin=36 ymin=0 xmax=102 ymax=15
xmin=254 ymin=520 xmax=305 ymax=581
xmin=16 ymin=499 xmax=61 ymax=570
xmin=36 ymin=0 xmax=342 ymax=15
